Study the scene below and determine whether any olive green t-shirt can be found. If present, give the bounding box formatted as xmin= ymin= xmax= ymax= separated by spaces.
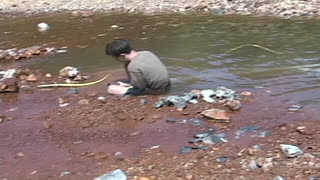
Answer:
xmin=128 ymin=51 xmax=170 ymax=91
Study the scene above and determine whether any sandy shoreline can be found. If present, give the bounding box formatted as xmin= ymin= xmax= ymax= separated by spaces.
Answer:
xmin=0 ymin=0 xmax=319 ymax=18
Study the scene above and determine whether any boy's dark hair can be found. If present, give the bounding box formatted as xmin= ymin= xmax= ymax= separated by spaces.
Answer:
xmin=105 ymin=38 xmax=132 ymax=57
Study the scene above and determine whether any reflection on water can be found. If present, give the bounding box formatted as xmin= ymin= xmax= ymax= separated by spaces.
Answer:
xmin=0 ymin=13 xmax=319 ymax=112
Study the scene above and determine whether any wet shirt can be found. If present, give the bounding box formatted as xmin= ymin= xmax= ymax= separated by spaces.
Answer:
xmin=128 ymin=51 xmax=170 ymax=91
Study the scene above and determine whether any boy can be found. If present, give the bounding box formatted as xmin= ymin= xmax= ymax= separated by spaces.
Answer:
xmin=105 ymin=38 xmax=170 ymax=95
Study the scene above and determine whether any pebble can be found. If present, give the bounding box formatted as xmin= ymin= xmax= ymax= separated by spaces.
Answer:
xmin=45 ymin=73 xmax=52 ymax=78
xmin=274 ymin=176 xmax=286 ymax=180
xmin=20 ymin=85 xmax=33 ymax=91
xmin=240 ymin=91 xmax=252 ymax=96
xmin=97 ymin=96 xmax=106 ymax=100
xmin=26 ymin=74 xmax=37 ymax=82
xmin=166 ymin=117 xmax=177 ymax=123
xmin=37 ymin=22 xmax=50 ymax=31
xmin=78 ymin=99 xmax=89 ymax=105
xmin=111 ymin=24 xmax=119 ymax=29
xmin=59 ymin=171 xmax=72 ymax=177
xmin=17 ymin=152 xmax=25 ymax=157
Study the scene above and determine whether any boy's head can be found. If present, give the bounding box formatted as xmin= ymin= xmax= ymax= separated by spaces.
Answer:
xmin=105 ymin=38 xmax=132 ymax=57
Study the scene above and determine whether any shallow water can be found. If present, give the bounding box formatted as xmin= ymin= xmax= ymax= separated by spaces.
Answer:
xmin=1 ymin=13 xmax=320 ymax=116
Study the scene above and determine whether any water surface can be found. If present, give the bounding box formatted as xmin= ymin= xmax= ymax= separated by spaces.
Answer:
xmin=0 ymin=13 xmax=319 ymax=116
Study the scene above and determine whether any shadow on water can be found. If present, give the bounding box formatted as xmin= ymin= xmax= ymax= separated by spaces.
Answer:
xmin=1 ymin=13 xmax=320 ymax=115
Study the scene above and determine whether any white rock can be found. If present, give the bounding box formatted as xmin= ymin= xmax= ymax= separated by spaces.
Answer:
xmin=37 ymin=22 xmax=50 ymax=31
xmin=280 ymin=144 xmax=304 ymax=158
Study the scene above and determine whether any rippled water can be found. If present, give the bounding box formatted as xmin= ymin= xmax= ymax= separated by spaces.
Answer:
xmin=0 ymin=13 xmax=319 ymax=114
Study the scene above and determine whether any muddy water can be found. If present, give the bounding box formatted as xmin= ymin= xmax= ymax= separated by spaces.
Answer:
xmin=1 ymin=14 xmax=320 ymax=113
xmin=1 ymin=13 xmax=320 ymax=120
xmin=1 ymin=14 xmax=320 ymax=178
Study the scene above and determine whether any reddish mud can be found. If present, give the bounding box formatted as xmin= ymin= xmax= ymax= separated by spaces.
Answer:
xmin=0 ymin=68 xmax=319 ymax=180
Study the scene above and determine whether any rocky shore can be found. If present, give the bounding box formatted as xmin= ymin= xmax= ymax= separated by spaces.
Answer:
xmin=0 ymin=0 xmax=319 ymax=18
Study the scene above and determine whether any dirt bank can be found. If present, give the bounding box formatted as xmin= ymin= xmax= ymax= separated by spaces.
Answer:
xmin=0 ymin=0 xmax=319 ymax=18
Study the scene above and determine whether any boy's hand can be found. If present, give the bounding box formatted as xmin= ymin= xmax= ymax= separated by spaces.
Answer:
xmin=116 ymin=81 xmax=132 ymax=87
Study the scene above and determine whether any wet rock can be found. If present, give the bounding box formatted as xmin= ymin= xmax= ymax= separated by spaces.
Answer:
xmin=166 ymin=118 xmax=177 ymax=123
xmin=154 ymin=100 xmax=166 ymax=109
xmin=45 ymin=73 xmax=52 ymax=78
xmin=280 ymin=144 xmax=304 ymax=158
xmin=111 ymin=25 xmax=119 ymax=29
xmin=247 ymin=159 xmax=261 ymax=170
xmin=26 ymin=74 xmax=37 ymax=82
xmin=225 ymin=100 xmax=241 ymax=111
xmin=140 ymin=99 xmax=147 ymax=105
xmin=94 ymin=169 xmax=127 ymax=180
xmin=186 ymin=174 xmax=193 ymax=180
xmin=274 ymin=176 xmax=286 ymax=180
xmin=240 ymin=91 xmax=252 ymax=96
xmin=216 ymin=156 xmax=229 ymax=163
xmin=42 ymin=121 xmax=53 ymax=129
xmin=201 ymin=109 xmax=231 ymax=122
xmin=132 ymin=178 xmax=150 ymax=180
xmin=0 ymin=69 xmax=16 ymax=81
xmin=288 ymin=104 xmax=302 ymax=111
xmin=179 ymin=146 xmax=209 ymax=154
xmin=200 ymin=89 xmax=216 ymax=103
xmin=78 ymin=99 xmax=89 ymax=105
xmin=0 ymin=78 xmax=19 ymax=92
xmin=0 ymin=114 xmax=5 ymax=123
xmin=309 ymin=176 xmax=320 ymax=180
xmin=73 ymin=74 xmax=87 ymax=81
xmin=202 ymin=133 xmax=228 ymax=144
xmin=20 ymin=85 xmax=33 ymax=91
xmin=72 ymin=10 xmax=94 ymax=18
xmin=59 ymin=66 xmax=80 ymax=79
xmin=37 ymin=22 xmax=49 ymax=31
xmin=59 ymin=171 xmax=73 ymax=177
xmin=69 ymin=88 xmax=79 ymax=94
xmin=167 ymin=96 xmax=188 ymax=109
xmin=16 ymin=152 xmax=25 ymax=157
xmin=58 ymin=97 xmax=66 ymax=104
xmin=191 ymin=131 xmax=228 ymax=145
xmin=98 ymin=96 xmax=106 ymax=101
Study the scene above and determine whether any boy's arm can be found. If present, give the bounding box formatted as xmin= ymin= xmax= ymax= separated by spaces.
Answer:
xmin=123 ymin=61 xmax=131 ymax=79
xmin=129 ymin=70 xmax=147 ymax=90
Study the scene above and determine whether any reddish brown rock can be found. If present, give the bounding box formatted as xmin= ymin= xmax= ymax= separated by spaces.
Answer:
xmin=201 ymin=108 xmax=231 ymax=122
xmin=225 ymin=100 xmax=241 ymax=111
xmin=26 ymin=74 xmax=38 ymax=82
xmin=0 ymin=78 xmax=19 ymax=92
xmin=241 ymin=91 xmax=253 ymax=96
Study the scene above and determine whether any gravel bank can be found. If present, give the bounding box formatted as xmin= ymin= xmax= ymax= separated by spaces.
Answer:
xmin=0 ymin=0 xmax=320 ymax=18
